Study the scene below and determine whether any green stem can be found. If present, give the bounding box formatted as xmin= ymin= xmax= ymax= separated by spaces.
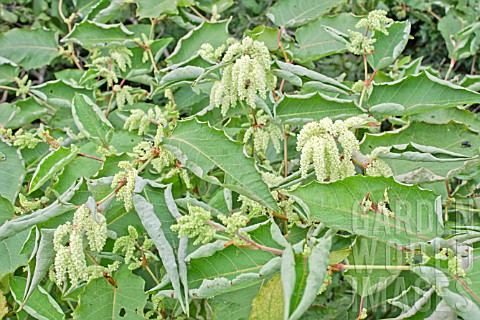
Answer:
xmin=333 ymin=264 xmax=411 ymax=271
xmin=0 ymin=85 xmax=17 ymax=92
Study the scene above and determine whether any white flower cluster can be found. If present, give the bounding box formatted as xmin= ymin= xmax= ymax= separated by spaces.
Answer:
xmin=170 ymin=205 xmax=216 ymax=245
xmin=129 ymin=140 xmax=175 ymax=173
xmin=243 ymin=110 xmax=283 ymax=154
xmin=113 ymin=85 xmax=135 ymax=110
xmin=347 ymin=10 xmax=393 ymax=55
xmin=297 ymin=117 xmax=368 ymax=182
xmin=53 ymin=205 xmax=114 ymax=287
xmin=111 ymin=161 xmax=137 ymax=212
xmin=198 ymin=42 xmax=226 ymax=61
xmin=124 ymin=104 xmax=177 ymax=136
xmin=218 ymin=212 xmax=249 ymax=233
xmin=113 ymin=226 xmax=156 ymax=270
xmin=210 ymin=37 xmax=275 ymax=115
xmin=365 ymin=147 xmax=393 ymax=177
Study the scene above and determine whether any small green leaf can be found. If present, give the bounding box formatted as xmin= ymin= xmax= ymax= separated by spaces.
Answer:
xmin=29 ymin=146 xmax=79 ymax=193
xmin=0 ymin=57 xmax=19 ymax=85
xmin=0 ymin=230 xmax=29 ymax=278
xmin=0 ymin=28 xmax=59 ymax=69
xmin=62 ymin=20 xmax=135 ymax=47
xmin=250 ymin=274 xmax=284 ymax=320
xmin=165 ymin=119 xmax=278 ymax=211
xmin=136 ymin=0 xmax=178 ymax=18
xmin=166 ymin=20 xmax=230 ymax=65
xmin=275 ymin=92 xmax=362 ymax=123
xmin=72 ymin=93 xmax=113 ymax=146
xmin=367 ymin=21 xmax=411 ymax=70
xmin=267 ymin=0 xmax=347 ymax=28
xmin=74 ymin=266 xmax=147 ymax=319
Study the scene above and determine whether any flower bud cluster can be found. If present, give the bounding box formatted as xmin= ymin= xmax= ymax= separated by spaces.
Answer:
xmin=218 ymin=212 xmax=249 ymax=233
xmin=317 ymin=267 xmax=332 ymax=295
xmin=14 ymin=194 xmax=48 ymax=214
xmin=297 ymin=117 xmax=373 ymax=182
xmin=0 ymin=128 xmax=41 ymax=149
xmin=15 ymin=75 xmax=32 ymax=99
xmin=347 ymin=10 xmax=393 ymax=55
xmin=435 ymin=248 xmax=466 ymax=277
xmin=53 ymin=205 xmax=111 ymax=287
xmin=124 ymin=104 xmax=178 ymax=136
xmin=198 ymin=43 xmax=226 ymax=61
xmin=360 ymin=188 xmax=395 ymax=217
xmin=170 ymin=205 xmax=216 ymax=245
xmin=110 ymin=46 xmax=133 ymax=72
xmin=243 ymin=110 xmax=283 ymax=154
xmin=111 ymin=161 xmax=137 ymax=212
xmin=210 ymin=37 xmax=275 ymax=115
xmin=113 ymin=226 xmax=156 ymax=270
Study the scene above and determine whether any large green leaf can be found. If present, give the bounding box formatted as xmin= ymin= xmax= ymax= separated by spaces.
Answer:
xmin=0 ymin=140 xmax=25 ymax=204
xmin=10 ymin=276 xmax=65 ymax=320
xmin=274 ymin=92 xmax=362 ymax=123
xmin=72 ymin=93 xmax=113 ymax=146
xmin=136 ymin=0 xmax=178 ymax=18
xmin=62 ymin=20 xmax=134 ymax=47
xmin=74 ymin=266 xmax=147 ymax=319
xmin=166 ymin=20 xmax=230 ymax=65
xmin=0 ymin=28 xmax=59 ymax=69
xmin=31 ymin=79 xmax=93 ymax=109
xmin=367 ymin=72 xmax=480 ymax=116
xmin=267 ymin=0 xmax=347 ymax=28
xmin=367 ymin=21 xmax=411 ymax=70
xmin=290 ymin=176 xmax=444 ymax=245
xmin=360 ymin=121 xmax=480 ymax=177
xmin=292 ymin=13 xmax=361 ymax=63
xmin=165 ymin=119 xmax=278 ymax=210
xmin=29 ymin=146 xmax=79 ymax=193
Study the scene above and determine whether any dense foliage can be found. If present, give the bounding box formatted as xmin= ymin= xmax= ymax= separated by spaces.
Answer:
xmin=0 ymin=0 xmax=479 ymax=319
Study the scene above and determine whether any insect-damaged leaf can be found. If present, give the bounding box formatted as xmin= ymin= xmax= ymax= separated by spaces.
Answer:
xmin=290 ymin=176 xmax=444 ymax=245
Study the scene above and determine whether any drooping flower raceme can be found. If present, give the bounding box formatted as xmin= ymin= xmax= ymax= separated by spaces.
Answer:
xmin=243 ymin=110 xmax=283 ymax=154
xmin=297 ymin=116 xmax=391 ymax=182
xmin=209 ymin=37 xmax=276 ymax=115
xmin=53 ymin=205 xmax=114 ymax=287
xmin=111 ymin=161 xmax=138 ymax=212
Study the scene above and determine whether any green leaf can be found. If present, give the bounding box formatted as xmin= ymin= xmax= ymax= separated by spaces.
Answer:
xmin=274 ymin=92 xmax=362 ymax=123
xmin=345 ymin=237 xmax=404 ymax=296
xmin=360 ymin=121 xmax=480 ymax=177
xmin=367 ymin=72 xmax=480 ymax=116
xmin=0 ymin=230 xmax=29 ymax=278
xmin=250 ymin=275 xmax=284 ymax=320
xmin=165 ymin=119 xmax=278 ymax=211
xmin=209 ymin=283 xmax=262 ymax=320
xmin=31 ymin=79 xmax=94 ymax=109
xmin=10 ymin=276 xmax=65 ymax=320
xmin=166 ymin=20 xmax=230 ymax=65
xmin=267 ymin=0 xmax=347 ymax=28
xmin=290 ymin=176 xmax=444 ymax=245
xmin=288 ymin=235 xmax=332 ymax=320
xmin=72 ymin=93 xmax=113 ymax=146
xmin=292 ymin=13 xmax=361 ymax=63
xmin=0 ymin=57 xmax=19 ymax=85
xmin=7 ymin=98 xmax=48 ymax=129
xmin=29 ymin=146 xmax=79 ymax=194
xmin=196 ymin=0 xmax=234 ymax=13
xmin=136 ymin=0 xmax=178 ymax=18
xmin=62 ymin=20 xmax=134 ymax=47
xmin=0 ymin=139 xmax=25 ymax=204
xmin=0 ymin=28 xmax=59 ymax=69
xmin=74 ymin=266 xmax=147 ymax=319
xmin=132 ymin=193 xmax=185 ymax=312
xmin=411 ymin=108 xmax=480 ymax=131
xmin=22 ymin=229 xmax=56 ymax=307
xmin=367 ymin=21 xmax=411 ymax=70
xmin=0 ymin=195 xmax=14 ymax=225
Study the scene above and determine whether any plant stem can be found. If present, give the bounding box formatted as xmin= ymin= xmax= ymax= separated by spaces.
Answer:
xmin=189 ymin=5 xmax=209 ymax=21
xmin=332 ymin=263 xmax=411 ymax=271
xmin=0 ymin=85 xmax=17 ymax=92
xmin=282 ymin=125 xmax=288 ymax=178
xmin=445 ymin=58 xmax=456 ymax=80
xmin=77 ymin=153 xmax=104 ymax=162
